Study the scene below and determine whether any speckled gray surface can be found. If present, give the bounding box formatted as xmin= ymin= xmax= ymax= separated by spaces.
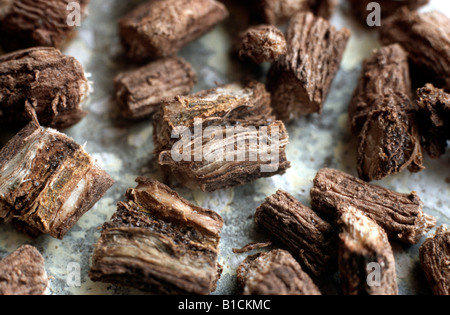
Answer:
xmin=0 ymin=0 xmax=449 ymax=295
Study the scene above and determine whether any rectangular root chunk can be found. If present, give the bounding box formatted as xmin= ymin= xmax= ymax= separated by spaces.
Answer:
xmin=380 ymin=8 xmax=450 ymax=89
xmin=419 ymin=225 xmax=450 ymax=295
xmin=254 ymin=190 xmax=338 ymax=277
xmin=0 ymin=245 xmax=48 ymax=295
xmin=347 ymin=0 xmax=429 ymax=25
xmin=119 ymin=0 xmax=229 ymax=62
xmin=0 ymin=47 xmax=90 ymax=129
xmin=114 ymin=57 xmax=197 ymax=120
xmin=237 ymin=249 xmax=321 ymax=295
xmin=0 ymin=0 xmax=90 ymax=50
xmin=310 ymin=168 xmax=436 ymax=245
xmin=349 ymin=44 xmax=423 ymax=181
xmin=89 ymin=177 xmax=223 ymax=295
xmin=0 ymin=123 xmax=114 ymax=239
xmin=338 ymin=205 xmax=398 ymax=295
xmin=416 ymin=84 xmax=450 ymax=159
xmin=153 ymin=81 xmax=291 ymax=192
xmin=266 ymin=12 xmax=350 ymax=121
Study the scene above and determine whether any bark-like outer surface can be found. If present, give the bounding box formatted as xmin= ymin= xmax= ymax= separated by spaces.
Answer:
xmin=89 ymin=177 xmax=224 ymax=295
xmin=119 ymin=0 xmax=229 ymax=62
xmin=237 ymin=249 xmax=321 ymax=295
xmin=310 ymin=168 xmax=436 ymax=245
xmin=380 ymin=8 xmax=450 ymax=89
xmin=254 ymin=190 xmax=338 ymax=277
xmin=420 ymin=225 xmax=450 ymax=295
xmin=0 ymin=0 xmax=90 ymax=50
xmin=266 ymin=12 xmax=350 ymax=121
xmin=0 ymin=47 xmax=90 ymax=129
xmin=114 ymin=57 xmax=197 ymax=120
xmin=416 ymin=84 xmax=450 ymax=159
xmin=0 ymin=245 xmax=48 ymax=295
xmin=348 ymin=44 xmax=423 ymax=181
xmin=338 ymin=205 xmax=398 ymax=295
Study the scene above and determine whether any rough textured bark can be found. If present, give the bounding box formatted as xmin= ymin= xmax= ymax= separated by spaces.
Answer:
xmin=254 ymin=190 xmax=338 ymax=277
xmin=237 ymin=249 xmax=321 ymax=295
xmin=347 ymin=0 xmax=429 ymax=26
xmin=416 ymin=84 xmax=450 ymax=159
xmin=0 ymin=245 xmax=48 ymax=295
xmin=89 ymin=177 xmax=223 ymax=295
xmin=256 ymin=0 xmax=337 ymax=25
xmin=349 ymin=44 xmax=423 ymax=181
xmin=310 ymin=168 xmax=436 ymax=245
xmin=419 ymin=225 xmax=450 ymax=295
xmin=114 ymin=57 xmax=197 ymax=120
xmin=0 ymin=122 xmax=114 ymax=239
xmin=380 ymin=8 xmax=450 ymax=89
xmin=153 ymin=81 xmax=291 ymax=192
xmin=266 ymin=12 xmax=350 ymax=121
xmin=0 ymin=0 xmax=90 ymax=50
xmin=119 ymin=0 xmax=229 ymax=62
xmin=0 ymin=47 xmax=90 ymax=129
xmin=238 ymin=25 xmax=287 ymax=64
xmin=338 ymin=205 xmax=398 ymax=295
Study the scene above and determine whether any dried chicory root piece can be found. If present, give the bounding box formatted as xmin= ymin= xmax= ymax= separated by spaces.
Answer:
xmin=266 ymin=12 xmax=350 ymax=121
xmin=310 ymin=168 xmax=436 ymax=245
xmin=254 ymin=190 xmax=338 ymax=277
xmin=380 ymin=8 xmax=450 ymax=89
xmin=255 ymin=0 xmax=337 ymax=25
xmin=0 ymin=245 xmax=48 ymax=295
xmin=114 ymin=57 xmax=197 ymax=120
xmin=416 ymin=84 xmax=450 ymax=159
xmin=238 ymin=25 xmax=287 ymax=64
xmin=237 ymin=249 xmax=321 ymax=295
xmin=349 ymin=44 xmax=423 ymax=181
xmin=0 ymin=0 xmax=90 ymax=50
xmin=153 ymin=81 xmax=291 ymax=192
xmin=419 ymin=225 xmax=450 ymax=295
xmin=89 ymin=177 xmax=224 ymax=295
xmin=119 ymin=0 xmax=229 ymax=62
xmin=338 ymin=205 xmax=398 ymax=295
xmin=0 ymin=122 xmax=114 ymax=239
xmin=0 ymin=47 xmax=91 ymax=129
xmin=347 ymin=0 xmax=429 ymax=26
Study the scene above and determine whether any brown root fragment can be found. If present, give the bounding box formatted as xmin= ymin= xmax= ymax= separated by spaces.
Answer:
xmin=338 ymin=205 xmax=398 ymax=295
xmin=0 ymin=47 xmax=90 ymax=129
xmin=119 ymin=0 xmax=229 ymax=62
xmin=380 ymin=8 xmax=450 ymax=89
xmin=0 ymin=245 xmax=48 ymax=295
xmin=153 ymin=81 xmax=290 ymax=192
xmin=416 ymin=84 xmax=450 ymax=159
xmin=266 ymin=12 xmax=350 ymax=121
xmin=349 ymin=44 xmax=424 ymax=181
xmin=89 ymin=177 xmax=224 ymax=295
xmin=254 ymin=190 xmax=338 ymax=277
xmin=237 ymin=249 xmax=321 ymax=295
xmin=0 ymin=123 xmax=114 ymax=239
xmin=0 ymin=0 xmax=90 ymax=50
xmin=310 ymin=168 xmax=436 ymax=245
xmin=114 ymin=57 xmax=197 ymax=120
xmin=238 ymin=25 xmax=287 ymax=64
xmin=419 ymin=226 xmax=450 ymax=295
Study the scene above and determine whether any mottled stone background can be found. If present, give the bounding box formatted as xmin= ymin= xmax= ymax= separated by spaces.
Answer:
xmin=0 ymin=0 xmax=449 ymax=295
